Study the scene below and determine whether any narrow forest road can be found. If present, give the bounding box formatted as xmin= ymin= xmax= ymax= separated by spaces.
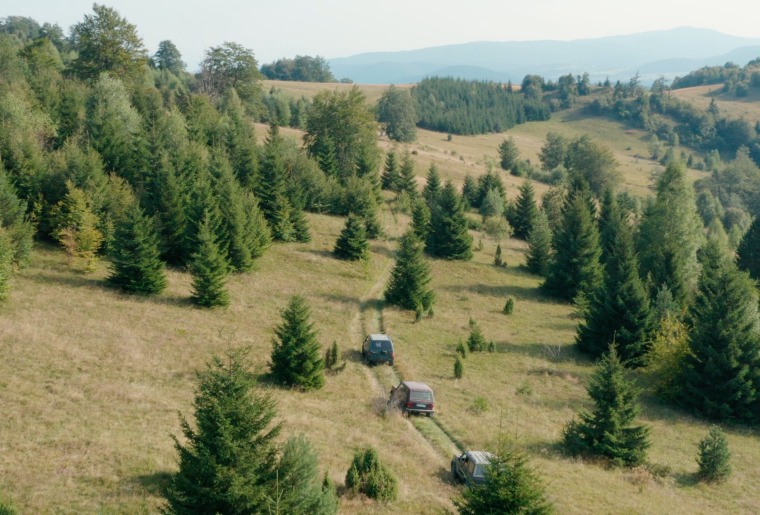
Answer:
xmin=347 ymin=218 xmax=463 ymax=470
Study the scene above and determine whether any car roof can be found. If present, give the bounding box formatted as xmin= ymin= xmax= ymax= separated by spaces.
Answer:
xmin=401 ymin=381 xmax=433 ymax=391
xmin=466 ymin=451 xmax=495 ymax=465
xmin=369 ymin=333 xmax=392 ymax=341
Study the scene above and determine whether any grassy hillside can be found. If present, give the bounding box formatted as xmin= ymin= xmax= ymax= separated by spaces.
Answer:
xmin=3 ymin=81 xmax=759 ymax=513
xmin=3 ymin=196 xmax=760 ymax=513
xmin=671 ymin=84 xmax=760 ymax=127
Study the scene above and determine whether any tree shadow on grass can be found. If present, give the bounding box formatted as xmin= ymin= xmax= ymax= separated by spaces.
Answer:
xmin=440 ymin=282 xmax=542 ymax=300
xmin=25 ymin=270 xmax=107 ymax=290
xmin=133 ymin=471 xmax=173 ymax=497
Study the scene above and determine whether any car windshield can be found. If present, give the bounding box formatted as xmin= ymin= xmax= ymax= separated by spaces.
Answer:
xmin=473 ymin=464 xmax=488 ymax=478
xmin=410 ymin=390 xmax=432 ymax=402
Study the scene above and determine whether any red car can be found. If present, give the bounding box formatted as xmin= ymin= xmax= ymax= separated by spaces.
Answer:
xmin=389 ymin=381 xmax=435 ymax=417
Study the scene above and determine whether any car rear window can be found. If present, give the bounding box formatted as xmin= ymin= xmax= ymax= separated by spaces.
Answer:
xmin=371 ymin=341 xmax=391 ymax=351
xmin=410 ymin=390 xmax=433 ymax=402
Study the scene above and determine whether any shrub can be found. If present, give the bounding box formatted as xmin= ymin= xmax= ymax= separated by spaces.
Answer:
xmin=470 ymin=396 xmax=489 ymax=414
xmin=467 ymin=319 xmax=487 ymax=352
xmin=697 ymin=426 xmax=732 ymax=483
xmin=456 ymin=341 xmax=468 ymax=358
xmin=503 ymin=298 xmax=515 ymax=315
xmin=454 ymin=355 xmax=464 ymax=378
xmin=325 ymin=340 xmax=339 ymax=370
xmin=345 ymin=448 xmax=398 ymax=502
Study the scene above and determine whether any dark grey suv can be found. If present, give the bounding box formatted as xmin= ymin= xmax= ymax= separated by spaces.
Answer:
xmin=362 ymin=333 xmax=394 ymax=366
xmin=451 ymin=450 xmax=494 ymax=485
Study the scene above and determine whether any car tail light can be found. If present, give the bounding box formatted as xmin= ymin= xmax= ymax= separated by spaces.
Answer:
xmin=430 ymin=403 xmax=435 ymax=410
xmin=406 ymin=402 xmax=414 ymax=408
xmin=391 ymin=352 xmax=395 ymax=359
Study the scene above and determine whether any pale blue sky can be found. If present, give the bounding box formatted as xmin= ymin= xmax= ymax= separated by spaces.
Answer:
xmin=3 ymin=0 xmax=759 ymax=69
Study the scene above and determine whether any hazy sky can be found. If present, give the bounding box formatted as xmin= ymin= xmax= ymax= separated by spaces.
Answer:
xmin=4 ymin=0 xmax=760 ymax=69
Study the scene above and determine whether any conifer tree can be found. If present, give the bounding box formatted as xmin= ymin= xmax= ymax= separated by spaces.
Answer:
xmin=148 ymin=156 xmax=187 ymax=265
xmin=542 ymin=190 xmax=602 ymax=301
xmin=184 ymin=170 xmax=226 ymax=267
xmin=467 ymin=319 xmax=487 ymax=352
xmin=269 ymin=295 xmax=325 ymax=390
xmin=290 ymin=206 xmax=311 ymax=243
xmin=638 ymin=160 xmax=703 ymax=310
xmin=562 ymin=346 xmax=650 ymax=466
xmin=384 ymin=230 xmax=435 ymax=314
xmin=257 ymin=124 xmax=294 ymax=241
xmin=51 ymin=182 xmax=104 ymax=273
xmin=526 ymin=210 xmax=552 ymax=277
xmin=398 ymin=149 xmax=418 ymax=197
xmin=345 ymin=448 xmax=398 ymax=502
xmin=334 ymin=214 xmax=369 ymax=261
xmin=461 ymin=174 xmax=478 ymax=209
xmin=677 ymin=239 xmax=760 ymax=423
xmin=426 ymin=181 xmax=473 ymax=260
xmin=222 ymin=89 xmax=260 ymax=190
xmin=598 ymin=189 xmax=621 ymax=265
xmin=0 ymin=166 xmax=34 ymax=268
xmin=411 ymin=197 xmax=431 ymax=242
xmin=454 ymin=446 xmax=553 ymax=515
xmin=107 ymin=204 xmax=166 ymax=294
xmin=737 ymin=214 xmax=760 ymax=282
xmin=0 ymin=228 xmax=12 ymax=302
xmin=512 ymin=180 xmax=538 ymax=240
xmin=241 ymin=192 xmax=271 ymax=260
xmin=697 ymin=426 xmax=732 ymax=483
xmin=454 ymin=355 xmax=464 ymax=379
xmin=498 ymin=136 xmax=520 ymax=172
xmin=165 ymin=348 xmax=281 ymax=514
xmin=381 ymin=150 xmax=400 ymax=192
xmin=273 ymin=435 xmax=339 ymax=514
xmin=576 ymin=208 xmax=652 ymax=367
xmin=210 ymin=149 xmax=255 ymax=272
xmin=422 ymin=163 xmax=442 ymax=208
xmin=189 ymin=213 xmax=230 ymax=308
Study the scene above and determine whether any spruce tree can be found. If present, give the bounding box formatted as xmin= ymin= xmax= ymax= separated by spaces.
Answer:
xmin=269 ymin=295 xmax=325 ymax=390
xmin=257 ymin=124 xmax=294 ymax=241
xmin=0 ymin=228 xmax=12 ymax=302
xmin=210 ymin=149 xmax=255 ymax=272
xmin=222 ymin=89 xmax=260 ymax=190
xmin=381 ymin=150 xmax=400 ymax=192
xmin=737 ymin=214 xmax=760 ymax=282
xmin=273 ymin=435 xmax=339 ymax=514
xmin=149 ymin=156 xmax=187 ymax=266
xmin=677 ymin=239 xmax=760 ymax=423
xmin=241 ymin=192 xmax=271 ymax=260
xmin=697 ymin=426 xmax=732 ymax=483
xmin=290 ymin=206 xmax=311 ymax=243
xmin=512 ymin=180 xmax=538 ymax=240
xmin=562 ymin=346 xmax=650 ymax=467
xmin=454 ymin=446 xmax=553 ymax=515
xmin=422 ymin=163 xmax=442 ymax=208
xmin=334 ymin=214 xmax=369 ymax=261
xmin=107 ymin=204 xmax=166 ymax=294
xmin=189 ymin=213 xmax=230 ymax=308
xmin=498 ymin=136 xmax=520 ymax=172
xmin=526 ymin=210 xmax=552 ymax=277
xmin=345 ymin=448 xmax=398 ymax=502
xmin=598 ymin=189 xmax=621 ymax=265
xmin=638 ymin=160 xmax=703 ymax=310
xmin=183 ymin=170 xmax=226 ymax=268
xmin=165 ymin=348 xmax=282 ymax=514
xmin=411 ymin=197 xmax=431 ymax=242
xmin=426 ymin=181 xmax=473 ymax=260
xmin=398 ymin=149 xmax=418 ymax=197
xmin=575 ymin=208 xmax=652 ymax=367
xmin=467 ymin=319 xmax=487 ymax=352
xmin=0 ymin=166 xmax=34 ymax=268
xmin=384 ymin=230 xmax=435 ymax=314
xmin=542 ymin=190 xmax=603 ymax=301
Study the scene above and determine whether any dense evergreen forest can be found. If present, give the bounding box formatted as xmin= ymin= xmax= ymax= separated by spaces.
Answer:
xmin=412 ymin=77 xmax=551 ymax=135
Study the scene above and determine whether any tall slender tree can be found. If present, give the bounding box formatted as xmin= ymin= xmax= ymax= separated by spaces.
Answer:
xmin=426 ymin=181 xmax=472 ymax=260
xmin=189 ymin=213 xmax=230 ymax=308
xmin=269 ymin=295 xmax=325 ymax=390
xmin=542 ymin=190 xmax=602 ymax=301
xmin=422 ymin=163 xmax=442 ymax=208
xmin=107 ymin=203 xmax=166 ymax=294
xmin=575 ymin=208 xmax=652 ymax=367
xmin=737 ymin=214 xmax=760 ymax=282
xmin=526 ymin=209 xmax=552 ymax=277
xmin=677 ymin=239 xmax=760 ymax=423
xmin=385 ymin=230 xmax=435 ymax=314
xmin=638 ymin=160 xmax=703 ymax=310
xmin=398 ymin=149 xmax=418 ymax=197
xmin=381 ymin=150 xmax=400 ymax=192
xmin=512 ymin=180 xmax=538 ymax=240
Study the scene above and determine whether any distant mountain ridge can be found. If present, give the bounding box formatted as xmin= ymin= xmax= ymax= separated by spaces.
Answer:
xmin=328 ymin=27 xmax=760 ymax=85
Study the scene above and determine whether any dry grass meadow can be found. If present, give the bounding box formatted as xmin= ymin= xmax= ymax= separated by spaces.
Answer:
xmin=2 ymin=83 xmax=760 ymax=513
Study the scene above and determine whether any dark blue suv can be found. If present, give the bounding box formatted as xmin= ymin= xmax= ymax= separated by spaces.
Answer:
xmin=362 ymin=333 xmax=394 ymax=366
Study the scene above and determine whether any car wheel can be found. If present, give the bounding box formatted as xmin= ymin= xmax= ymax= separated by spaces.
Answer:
xmin=427 ymin=412 xmax=434 ymax=418
xmin=389 ymin=359 xmax=394 ymax=367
